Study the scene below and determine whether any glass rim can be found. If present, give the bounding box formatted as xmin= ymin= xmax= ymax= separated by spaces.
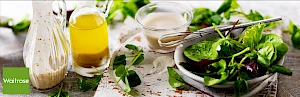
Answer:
xmin=135 ymin=2 xmax=194 ymax=32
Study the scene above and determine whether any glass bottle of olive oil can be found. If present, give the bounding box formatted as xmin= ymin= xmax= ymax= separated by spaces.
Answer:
xmin=69 ymin=1 xmax=112 ymax=77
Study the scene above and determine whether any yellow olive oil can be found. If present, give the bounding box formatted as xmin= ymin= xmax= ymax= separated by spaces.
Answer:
xmin=69 ymin=14 xmax=109 ymax=67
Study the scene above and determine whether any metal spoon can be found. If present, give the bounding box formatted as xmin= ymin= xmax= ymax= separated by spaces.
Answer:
xmin=158 ymin=17 xmax=283 ymax=47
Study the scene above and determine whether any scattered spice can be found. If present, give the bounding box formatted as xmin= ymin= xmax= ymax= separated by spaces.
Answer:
xmin=134 ymin=36 xmax=141 ymax=42
xmin=174 ymin=90 xmax=182 ymax=94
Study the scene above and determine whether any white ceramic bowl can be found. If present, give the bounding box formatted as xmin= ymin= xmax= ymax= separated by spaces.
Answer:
xmin=174 ymin=26 xmax=283 ymax=88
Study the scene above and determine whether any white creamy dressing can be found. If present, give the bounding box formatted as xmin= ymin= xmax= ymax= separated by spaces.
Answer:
xmin=142 ymin=12 xmax=188 ymax=49
xmin=24 ymin=1 xmax=68 ymax=89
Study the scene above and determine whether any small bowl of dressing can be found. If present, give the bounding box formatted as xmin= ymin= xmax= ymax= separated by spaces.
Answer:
xmin=135 ymin=2 xmax=193 ymax=53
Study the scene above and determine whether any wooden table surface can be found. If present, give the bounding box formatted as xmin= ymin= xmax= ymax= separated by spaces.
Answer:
xmin=1 ymin=1 xmax=300 ymax=97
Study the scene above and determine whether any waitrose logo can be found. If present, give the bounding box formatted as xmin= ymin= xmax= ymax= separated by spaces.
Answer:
xmin=2 ymin=68 xmax=30 ymax=94
xmin=3 ymin=78 xmax=29 ymax=84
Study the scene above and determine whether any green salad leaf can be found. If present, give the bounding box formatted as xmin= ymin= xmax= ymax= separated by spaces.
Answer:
xmin=167 ymin=67 xmax=186 ymax=89
xmin=239 ymin=23 xmax=265 ymax=49
xmin=269 ymin=64 xmax=292 ymax=76
xmin=258 ymin=34 xmax=289 ymax=60
xmin=127 ymin=70 xmax=141 ymax=87
xmin=216 ymin=0 xmax=233 ymax=14
xmin=204 ymin=60 xmax=229 ymax=86
xmin=77 ymin=66 xmax=103 ymax=92
xmin=125 ymin=44 xmax=139 ymax=52
xmin=48 ymin=83 xmax=69 ymax=97
xmin=113 ymin=54 xmax=126 ymax=70
xmin=291 ymin=31 xmax=300 ymax=49
xmin=211 ymin=23 xmax=246 ymax=59
xmin=287 ymin=20 xmax=300 ymax=49
xmin=183 ymin=39 xmax=218 ymax=61
xmin=288 ymin=20 xmax=299 ymax=35
xmin=234 ymin=77 xmax=248 ymax=97
xmin=257 ymin=43 xmax=277 ymax=67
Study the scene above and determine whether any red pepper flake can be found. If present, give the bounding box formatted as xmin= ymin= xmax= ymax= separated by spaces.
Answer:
xmin=174 ymin=90 xmax=182 ymax=94
xmin=136 ymin=66 xmax=144 ymax=68
xmin=146 ymin=73 xmax=151 ymax=76
xmin=113 ymin=87 xmax=119 ymax=90
xmin=122 ymin=93 xmax=126 ymax=96
xmin=146 ymin=84 xmax=151 ymax=86
xmin=108 ymin=81 xmax=114 ymax=83
xmin=196 ymin=91 xmax=202 ymax=94
xmin=157 ymin=78 xmax=161 ymax=81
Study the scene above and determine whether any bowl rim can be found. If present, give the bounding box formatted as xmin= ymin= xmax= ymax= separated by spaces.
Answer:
xmin=174 ymin=30 xmax=284 ymax=87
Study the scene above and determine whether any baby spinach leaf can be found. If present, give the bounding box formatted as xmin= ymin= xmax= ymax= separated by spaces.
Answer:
xmin=191 ymin=8 xmax=214 ymax=25
xmin=211 ymin=59 xmax=227 ymax=74
xmin=125 ymin=44 xmax=139 ymax=52
xmin=223 ymin=0 xmax=239 ymax=20
xmin=259 ymin=34 xmax=283 ymax=44
xmin=78 ymin=66 xmax=103 ymax=92
xmin=167 ymin=67 xmax=186 ymax=89
xmin=240 ymin=23 xmax=265 ymax=50
xmin=127 ymin=70 xmax=141 ymax=87
xmin=234 ymin=78 xmax=248 ymax=97
xmin=211 ymin=38 xmax=246 ymax=59
xmin=240 ymin=72 xmax=250 ymax=80
xmin=113 ymin=54 xmax=126 ymax=70
xmin=204 ymin=60 xmax=229 ymax=86
xmin=184 ymin=39 xmax=218 ymax=61
xmin=292 ymin=31 xmax=300 ymax=49
xmin=258 ymin=34 xmax=289 ymax=60
xmin=287 ymin=20 xmax=300 ymax=49
xmin=204 ymin=72 xmax=228 ymax=86
xmin=216 ymin=0 xmax=232 ymax=14
xmin=210 ymin=23 xmax=247 ymax=59
xmin=257 ymin=43 xmax=276 ymax=67
xmin=115 ymin=65 xmax=126 ymax=77
xmin=274 ymin=42 xmax=289 ymax=60
xmin=245 ymin=10 xmax=264 ymax=21
xmin=288 ymin=20 xmax=299 ymax=35
xmin=269 ymin=64 xmax=292 ymax=76
xmin=211 ymin=14 xmax=223 ymax=25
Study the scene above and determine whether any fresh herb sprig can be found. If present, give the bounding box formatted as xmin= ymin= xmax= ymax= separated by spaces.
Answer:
xmin=77 ymin=66 xmax=103 ymax=92
xmin=48 ymin=83 xmax=69 ymax=97
xmin=113 ymin=44 xmax=143 ymax=93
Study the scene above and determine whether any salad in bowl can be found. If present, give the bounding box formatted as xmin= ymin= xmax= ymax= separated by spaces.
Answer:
xmin=174 ymin=23 xmax=292 ymax=96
